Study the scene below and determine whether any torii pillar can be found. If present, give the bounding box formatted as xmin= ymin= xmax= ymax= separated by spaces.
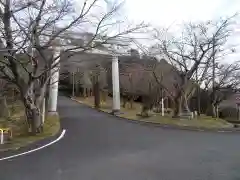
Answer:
xmin=111 ymin=55 xmax=121 ymax=114
xmin=48 ymin=48 xmax=60 ymax=115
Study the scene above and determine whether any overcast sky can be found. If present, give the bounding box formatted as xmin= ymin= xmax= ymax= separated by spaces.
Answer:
xmin=124 ymin=0 xmax=240 ymax=26
xmin=122 ymin=0 xmax=240 ymax=62
xmin=73 ymin=0 xmax=240 ymax=60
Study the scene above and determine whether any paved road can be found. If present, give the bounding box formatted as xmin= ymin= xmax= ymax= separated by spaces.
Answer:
xmin=1 ymin=96 xmax=240 ymax=180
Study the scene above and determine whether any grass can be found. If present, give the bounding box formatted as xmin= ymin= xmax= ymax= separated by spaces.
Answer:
xmin=0 ymin=101 xmax=60 ymax=152
xmin=74 ymin=96 xmax=233 ymax=130
xmin=138 ymin=114 xmax=233 ymax=129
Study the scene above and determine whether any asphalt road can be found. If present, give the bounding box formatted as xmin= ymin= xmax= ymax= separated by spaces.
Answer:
xmin=1 ymin=96 xmax=240 ymax=180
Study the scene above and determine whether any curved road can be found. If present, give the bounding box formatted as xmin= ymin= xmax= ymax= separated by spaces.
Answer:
xmin=1 ymin=96 xmax=240 ymax=180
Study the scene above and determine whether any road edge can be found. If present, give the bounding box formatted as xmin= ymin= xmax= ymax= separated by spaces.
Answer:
xmin=71 ymin=97 xmax=240 ymax=134
xmin=0 ymin=129 xmax=66 ymax=161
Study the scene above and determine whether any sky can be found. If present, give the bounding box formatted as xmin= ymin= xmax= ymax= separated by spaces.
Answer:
xmin=124 ymin=0 xmax=240 ymax=27
xmin=122 ymin=0 xmax=240 ymax=62
xmin=72 ymin=0 xmax=240 ymax=60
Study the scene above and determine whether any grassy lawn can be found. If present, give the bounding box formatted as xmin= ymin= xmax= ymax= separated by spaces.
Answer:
xmin=74 ymin=96 xmax=233 ymax=129
xmin=0 ymin=101 xmax=60 ymax=152
xmin=140 ymin=114 xmax=233 ymax=129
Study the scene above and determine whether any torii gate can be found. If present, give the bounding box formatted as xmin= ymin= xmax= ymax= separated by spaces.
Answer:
xmin=48 ymin=42 xmax=123 ymax=115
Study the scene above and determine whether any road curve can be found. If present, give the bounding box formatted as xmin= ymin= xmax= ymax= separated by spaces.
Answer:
xmin=0 ymin=96 xmax=240 ymax=180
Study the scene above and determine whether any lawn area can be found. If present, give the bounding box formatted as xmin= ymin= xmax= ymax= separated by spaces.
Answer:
xmin=74 ymin=96 xmax=233 ymax=129
xmin=0 ymin=101 xmax=60 ymax=152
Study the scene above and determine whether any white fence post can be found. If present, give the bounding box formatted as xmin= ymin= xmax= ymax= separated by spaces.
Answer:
xmin=161 ymin=98 xmax=164 ymax=116
xmin=0 ymin=129 xmax=3 ymax=144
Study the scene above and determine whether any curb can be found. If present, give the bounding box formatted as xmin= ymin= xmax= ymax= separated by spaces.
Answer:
xmin=0 ymin=115 xmax=62 ymax=155
xmin=0 ymin=129 xmax=65 ymax=161
xmin=71 ymin=97 xmax=240 ymax=134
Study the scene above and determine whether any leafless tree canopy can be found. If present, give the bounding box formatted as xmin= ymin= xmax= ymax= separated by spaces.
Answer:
xmin=0 ymin=0 xmax=146 ymax=134
xmin=148 ymin=15 xmax=238 ymax=117
xmin=204 ymin=61 xmax=240 ymax=105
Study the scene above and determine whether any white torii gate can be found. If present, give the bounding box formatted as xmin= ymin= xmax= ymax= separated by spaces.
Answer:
xmin=48 ymin=42 xmax=126 ymax=115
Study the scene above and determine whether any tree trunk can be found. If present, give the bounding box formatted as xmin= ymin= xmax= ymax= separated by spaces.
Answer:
xmin=141 ymin=105 xmax=149 ymax=117
xmin=87 ymin=88 xmax=90 ymax=97
xmin=165 ymin=97 xmax=169 ymax=109
xmin=130 ymin=96 xmax=134 ymax=109
xmin=183 ymin=95 xmax=190 ymax=113
xmin=90 ymin=88 xmax=93 ymax=97
xmin=122 ymin=96 xmax=127 ymax=108
xmin=205 ymin=103 xmax=212 ymax=116
xmin=141 ymin=96 xmax=151 ymax=117
xmin=212 ymin=103 xmax=217 ymax=118
xmin=93 ymin=81 xmax=100 ymax=109
xmin=0 ymin=96 xmax=10 ymax=118
xmin=75 ymin=82 xmax=79 ymax=96
xmin=172 ymin=96 xmax=182 ymax=118
xmin=216 ymin=105 xmax=219 ymax=118
xmin=197 ymin=88 xmax=201 ymax=116
xmin=23 ymin=96 xmax=43 ymax=135
xmin=101 ymin=91 xmax=107 ymax=103
xmin=83 ymin=88 xmax=86 ymax=97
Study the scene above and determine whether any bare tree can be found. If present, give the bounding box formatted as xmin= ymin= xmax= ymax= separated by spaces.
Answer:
xmin=0 ymin=0 xmax=146 ymax=134
xmin=0 ymin=78 xmax=10 ymax=118
xmin=203 ymin=61 xmax=240 ymax=117
xmin=119 ymin=63 xmax=144 ymax=109
xmin=150 ymin=16 xmax=236 ymax=117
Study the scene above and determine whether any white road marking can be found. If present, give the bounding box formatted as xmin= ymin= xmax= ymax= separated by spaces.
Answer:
xmin=0 ymin=129 xmax=66 ymax=161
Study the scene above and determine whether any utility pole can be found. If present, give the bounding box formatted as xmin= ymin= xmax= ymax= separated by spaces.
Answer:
xmin=72 ymin=71 xmax=75 ymax=97
xmin=160 ymin=71 xmax=164 ymax=116
xmin=196 ymin=68 xmax=200 ymax=116
xmin=212 ymin=37 xmax=216 ymax=117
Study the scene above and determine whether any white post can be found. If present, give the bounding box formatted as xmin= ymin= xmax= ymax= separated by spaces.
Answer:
xmin=0 ymin=129 xmax=3 ymax=144
xmin=112 ymin=55 xmax=120 ymax=114
xmin=191 ymin=112 xmax=194 ymax=119
xmin=48 ymin=48 xmax=60 ymax=115
xmin=161 ymin=98 xmax=164 ymax=116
